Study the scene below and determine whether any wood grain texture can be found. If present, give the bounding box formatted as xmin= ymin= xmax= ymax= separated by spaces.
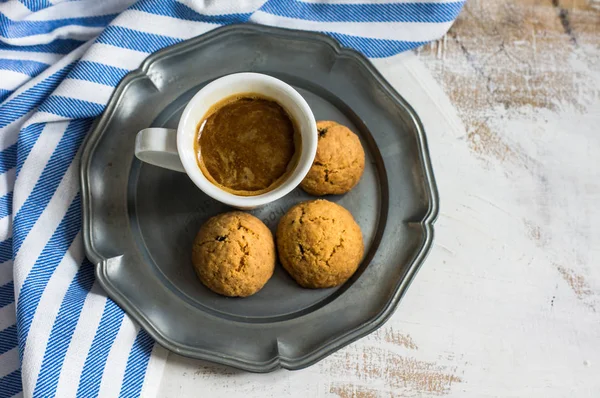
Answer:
xmin=158 ymin=1 xmax=600 ymax=396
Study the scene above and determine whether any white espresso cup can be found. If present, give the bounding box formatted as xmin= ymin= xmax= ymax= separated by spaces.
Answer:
xmin=134 ymin=73 xmax=318 ymax=209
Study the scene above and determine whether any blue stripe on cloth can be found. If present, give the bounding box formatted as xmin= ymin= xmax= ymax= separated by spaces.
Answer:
xmin=96 ymin=25 xmax=182 ymax=53
xmin=0 ymin=63 xmax=75 ymax=128
xmin=16 ymin=194 xmax=82 ymax=359
xmin=15 ymin=123 xmax=45 ymax=178
xmin=12 ymin=119 xmax=91 ymax=254
xmin=0 ymin=238 xmax=12 ymax=263
xmin=0 ymin=143 xmax=17 ymax=174
xmin=0 ymin=88 xmax=12 ymax=102
xmin=38 ymin=95 xmax=105 ymax=118
xmin=76 ymin=299 xmax=125 ymax=398
xmin=0 ymin=58 xmax=48 ymax=76
xmin=0 ymin=192 xmax=12 ymax=219
xmin=119 ymin=330 xmax=154 ymax=398
xmin=130 ymin=1 xmax=251 ymax=24
xmin=325 ymin=32 xmax=425 ymax=58
xmin=0 ymin=368 xmax=22 ymax=397
xmin=68 ymin=60 xmax=129 ymax=87
xmin=0 ymin=324 xmax=17 ymax=355
xmin=0 ymin=281 xmax=14 ymax=308
xmin=0 ymin=12 xmax=117 ymax=39
xmin=260 ymin=0 xmax=464 ymax=23
xmin=0 ymin=38 xmax=85 ymax=54
xmin=33 ymin=259 xmax=95 ymax=398
xmin=19 ymin=0 xmax=51 ymax=12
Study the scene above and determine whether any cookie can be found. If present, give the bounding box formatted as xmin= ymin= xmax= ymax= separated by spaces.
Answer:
xmin=300 ymin=121 xmax=365 ymax=196
xmin=276 ymin=199 xmax=364 ymax=288
xmin=192 ymin=211 xmax=275 ymax=297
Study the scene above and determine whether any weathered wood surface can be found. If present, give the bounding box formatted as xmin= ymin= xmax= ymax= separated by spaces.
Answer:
xmin=157 ymin=1 xmax=600 ymax=396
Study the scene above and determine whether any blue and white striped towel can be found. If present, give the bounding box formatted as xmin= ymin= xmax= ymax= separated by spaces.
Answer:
xmin=0 ymin=1 xmax=464 ymax=396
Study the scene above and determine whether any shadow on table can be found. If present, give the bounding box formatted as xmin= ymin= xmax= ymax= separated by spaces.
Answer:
xmin=166 ymin=352 xmax=250 ymax=377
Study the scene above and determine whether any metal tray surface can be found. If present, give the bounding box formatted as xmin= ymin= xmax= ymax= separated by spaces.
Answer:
xmin=81 ymin=24 xmax=439 ymax=372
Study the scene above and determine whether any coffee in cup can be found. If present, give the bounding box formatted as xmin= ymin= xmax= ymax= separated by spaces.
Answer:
xmin=134 ymin=73 xmax=317 ymax=209
xmin=195 ymin=94 xmax=301 ymax=196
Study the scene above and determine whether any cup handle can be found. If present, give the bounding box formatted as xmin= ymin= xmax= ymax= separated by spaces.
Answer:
xmin=134 ymin=128 xmax=185 ymax=172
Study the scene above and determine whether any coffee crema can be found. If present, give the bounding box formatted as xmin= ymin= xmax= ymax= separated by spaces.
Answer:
xmin=195 ymin=94 xmax=301 ymax=196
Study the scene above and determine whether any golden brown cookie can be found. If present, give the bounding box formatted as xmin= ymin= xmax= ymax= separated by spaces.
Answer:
xmin=276 ymin=199 xmax=364 ymax=288
xmin=192 ymin=212 xmax=275 ymax=297
xmin=300 ymin=121 xmax=365 ymax=196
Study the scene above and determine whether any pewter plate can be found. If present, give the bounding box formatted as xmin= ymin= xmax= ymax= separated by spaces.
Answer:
xmin=81 ymin=24 xmax=439 ymax=372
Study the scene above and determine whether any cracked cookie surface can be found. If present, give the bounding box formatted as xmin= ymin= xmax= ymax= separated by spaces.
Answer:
xmin=192 ymin=211 xmax=275 ymax=297
xmin=276 ymin=199 xmax=364 ymax=288
xmin=300 ymin=120 xmax=365 ymax=196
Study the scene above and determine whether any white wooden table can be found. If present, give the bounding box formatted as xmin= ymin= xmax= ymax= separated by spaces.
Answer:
xmin=157 ymin=1 xmax=600 ymax=396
